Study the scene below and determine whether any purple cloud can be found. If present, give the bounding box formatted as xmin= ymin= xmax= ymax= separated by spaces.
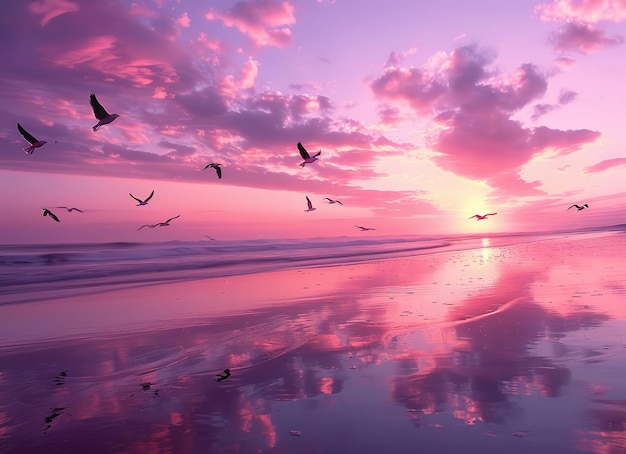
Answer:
xmin=370 ymin=45 xmax=599 ymax=195
xmin=549 ymin=22 xmax=624 ymax=54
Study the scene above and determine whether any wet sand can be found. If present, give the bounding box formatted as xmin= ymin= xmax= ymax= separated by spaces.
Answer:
xmin=1 ymin=231 xmax=626 ymax=453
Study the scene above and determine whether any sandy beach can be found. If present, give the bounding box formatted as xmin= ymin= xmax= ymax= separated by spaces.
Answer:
xmin=1 ymin=231 xmax=626 ymax=453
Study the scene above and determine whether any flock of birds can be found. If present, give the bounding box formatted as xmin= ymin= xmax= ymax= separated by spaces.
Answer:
xmin=18 ymin=92 xmax=590 ymax=234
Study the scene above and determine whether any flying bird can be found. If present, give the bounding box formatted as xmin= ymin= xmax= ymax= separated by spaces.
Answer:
xmin=355 ymin=225 xmax=376 ymax=231
xmin=469 ymin=213 xmax=497 ymax=221
xmin=568 ymin=203 xmax=589 ymax=211
xmin=216 ymin=369 xmax=231 ymax=382
xmin=138 ymin=215 xmax=180 ymax=230
xmin=203 ymin=163 xmax=222 ymax=179
xmin=90 ymin=91 xmax=120 ymax=131
xmin=43 ymin=208 xmax=60 ymax=222
xmin=204 ymin=235 xmax=217 ymax=241
xmin=304 ymin=196 xmax=316 ymax=212
xmin=297 ymin=142 xmax=321 ymax=167
xmin=130 ymin=190 xmax=154 ymax=206
xmin=17 ymin=123 xmax=52 ymax=154
xmin=324 ymin=197 xmax=343 ymax=205
xmin=55 ymin=206 xmax=84 ymax=213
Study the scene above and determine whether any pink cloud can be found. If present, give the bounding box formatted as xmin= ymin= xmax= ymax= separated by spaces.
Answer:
xmin=176 ymin=12 xmax=191 ymax=28
xmin=536 ymin=0 xmax=626 ymax=23
xmin=377 ymin=105 xmax=403 ymax=127
xmin=370 ymin=45 xmax=599 ymax=195
xmin=554 ymin=56 xmax=577 ymax=70
xmin=29 ymin=0 xmax=80 ymax=27
xmin=585 ymin=157 xmax=626 ymax=173
xmin=370 ymin=66 xmax=446 ymax=114
xmin=550 ymin=22 xmax=624 ymax=54
xmin=206 ymin=0 xmax=296 ymax=48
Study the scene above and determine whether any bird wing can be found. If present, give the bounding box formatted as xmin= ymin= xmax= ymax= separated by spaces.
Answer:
xmin=485 ymin=213 xmax=497 ymax=216
xmin=203 ymin=163 xmax=213 ymax=170
xmin=165 ymin=215 xmax=180 ymax=223
xmin=216 ymin=166 xmax=222 ymax=179
xmin=17 ymin=123 xmax=38 ymax=144
xmin=129 ymin=193 xmax=142 ymax=203
xmin=336 ymin=200 xmax=343 ymax=205
xmin=90 ymin=92 xmax=110 ymax=120
xmin=567 ymin=205 xmax=577 ymax=210
xmin=312 ymin=150 xmax=321 ymax=158
xmin=468 ymin=215 xmax=478 ymax=219
xmin=144 ymin=190 xmax=155 ymax=202
xmin=44 ymin=209 xmax=60 ymax=222
xmin=297 ymin=142 xmax=310 ymax=159
xmin=137 ymin=224 xmax=154 ymax=230
xmin=71 ymin=208 xmax=84 ymax=212
xmin=306 ymin=196 xmax=313 ymax=209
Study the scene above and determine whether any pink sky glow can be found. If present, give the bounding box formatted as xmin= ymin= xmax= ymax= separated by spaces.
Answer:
xmin=1 ymin=0 xmax=626 ymax=243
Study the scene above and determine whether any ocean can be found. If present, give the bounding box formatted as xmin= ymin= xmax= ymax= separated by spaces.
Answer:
xmin=1 ymin=226 xmax=617 ymax=306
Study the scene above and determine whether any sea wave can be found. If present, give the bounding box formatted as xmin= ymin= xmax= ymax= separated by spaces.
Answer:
xmin=0 ymin=228 xmax=619 ymax=305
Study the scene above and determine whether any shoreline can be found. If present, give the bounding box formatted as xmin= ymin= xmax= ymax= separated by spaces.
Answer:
xmin=0 ymin=229 xmax=619 ymax=308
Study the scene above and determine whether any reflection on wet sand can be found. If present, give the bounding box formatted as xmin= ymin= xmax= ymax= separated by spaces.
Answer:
xmin=0 ymin=232 xmax=625 ymax=452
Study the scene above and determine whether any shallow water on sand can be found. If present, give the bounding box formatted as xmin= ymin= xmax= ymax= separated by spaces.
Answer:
xmin=1 ymin=231 xmax=625 ymax=453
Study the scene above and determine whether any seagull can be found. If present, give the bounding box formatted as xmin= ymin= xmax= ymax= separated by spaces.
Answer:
xmin=568 ymin=203 xmax=589 ymax=211
xmin=304 ymin=196 xmax=316 ymax=212
xmin=55 ymin=206 xmax=84 ymax=213
xmin=137 ymin=223 xmax=158 ymax=230
xmin=130 ymin=190 xmax=154 ymax=206
xmin=203 ymin=163 xmax=222 ymax=179
xmin=469 ymin=213 xmax=497 ymax=221
xmin=90 ymin=91 xmax=120 ymax=132
xmin=157 ymin=215 xmax=180 ymax=226
xmin=216 ymin=369 xmax=231 ymax=382
xmin=17 ymin=123 xmax=53 ymax=154
xmin=204 ymin=235 xmax=217 ymax=241
xmin=355 ymin=225 xmax=376 ymax=231
xmin=43 ymin=208 xmax=60 ymax=222
xmin=324 ymin=197 xmax=343 ymax=205
xmin=297 ymin=142 xmax=321 ymax=167
xmin=138 ymin=215 xmax=180 ymax=230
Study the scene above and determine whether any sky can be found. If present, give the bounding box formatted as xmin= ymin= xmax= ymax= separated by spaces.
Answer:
xmin=1 ymin=0 xmax=626 ymax=243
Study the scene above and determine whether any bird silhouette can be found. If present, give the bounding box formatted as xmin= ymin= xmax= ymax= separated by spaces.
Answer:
xmin=43 ymin=209 xmax=60 ymax=222
xmin=216 ymin=369 xmax=231 ymax=382
xmin=469 ymin=213 xmax=497 ymax=221
xmin=298 ymin=142 xmax=321 ymax=167
xmin=203 ymin=163 xmax=222 ymax=179
xmin=130 ymin=190 xmax=154 ymax=206
xmin=18 ymin=123 xmax=52 ymax=154
xmin=90 ymin=91 xmax=120 ymax=131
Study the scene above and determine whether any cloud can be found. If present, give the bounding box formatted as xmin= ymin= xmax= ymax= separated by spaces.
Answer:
xmin=531 ymin=103 xmax=557 ymax=120
xmin=531 ymin=89 xmax=577 ymax=120
xmin=558 ymin=89 xmax=577 ymax=104
xmin=549 ymin=22 xmax=624 ymax=54
xmin=206 ymin=0 xmax=296 ymax=47
xmin=176 ymin=12 xmax=191 ymax=28
xmin=536 ymin=0 xmax=626 ymax=23
xmin=370 ymin=45 xmax=600 ymax=195
xmin=377 ymin=105 xmax=403 ymax=127
xmin=585 ymin=157 xmax=626 ymax=173
xmin=29 ymin=0 xmax=80 ymax=27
